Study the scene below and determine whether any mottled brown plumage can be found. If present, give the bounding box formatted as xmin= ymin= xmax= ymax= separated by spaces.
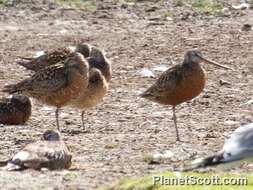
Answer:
xmin=3 ymin=52 xmax=89 ymax=131
xmin=70 ymin=68 xmax=109 ymax=130
xmin=0 ymin=130 xmax=72 ymax=171
xmin=0 ymin=94 xmax=31 ymax=125
xmin=141 ymin=50 xmax=231 ymax=141
xmin=69 ymin=47 xmax=111 ymax=130
xmin=17 ymin=43 xmax=91 ymax=72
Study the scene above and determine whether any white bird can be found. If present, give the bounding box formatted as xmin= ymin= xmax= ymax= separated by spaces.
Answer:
xmin=183 ymin=123 xmax=253 ymax=171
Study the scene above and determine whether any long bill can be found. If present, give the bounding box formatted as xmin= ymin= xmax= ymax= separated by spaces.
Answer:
xmin=199 ymin=56 xmax=233 ymax=70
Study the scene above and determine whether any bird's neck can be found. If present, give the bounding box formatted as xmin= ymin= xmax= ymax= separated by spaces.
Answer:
xmin=183 ymin=61 xmax=201 ymax=68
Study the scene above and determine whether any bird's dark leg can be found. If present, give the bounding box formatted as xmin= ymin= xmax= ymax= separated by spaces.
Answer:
xmin=56 ymin=108 xmax=60 ymax=131
xmin=172 ymin=106 xmax=180 ymax=141
xmin=81 ymin=111 xmax=86 ymax=131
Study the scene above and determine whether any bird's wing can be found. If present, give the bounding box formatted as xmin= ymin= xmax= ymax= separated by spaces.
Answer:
xmin=156 ymin=65 xmax=183 ymax=89
xmin=26 ymin=64 xmax=68 ymax=94
xmin=11 ymin=141 xmax=70 ymax=170
xmin=7 ymin=142 xmax=49 ymax=170
xmin=3 ymin=64 xmax=67 ymax=95
xmin=37 ymin=48 xmax=72 ymax=64
xmin=144 ymin=64 xmax=183 ymax=97
xmin=17 ymin=48 xmax=72 ymax=71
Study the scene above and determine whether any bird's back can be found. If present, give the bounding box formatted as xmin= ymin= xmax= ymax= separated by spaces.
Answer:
xmin=17 ymin=47 xmax=73 ymax=72
xmin=4 ymin=54 xmax=89 ymax=108
xmin=10 ymin=140 xmax=72 ymax=170
xmin=69 ymin=68 xmax=108 ymax=109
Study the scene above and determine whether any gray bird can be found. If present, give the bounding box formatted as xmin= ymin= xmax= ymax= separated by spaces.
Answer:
xmin=183 ymin=123 xmax=253 ymax=171
xmin=0 ymin=130 xmax=72 ymax=171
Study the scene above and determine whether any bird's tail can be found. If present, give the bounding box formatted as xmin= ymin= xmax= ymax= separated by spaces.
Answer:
xmin=16 ymin=55 xmax=38 ymax=70
xmin=16 ymin=56 xmax=33 ymax=61
xmin=0 ymin=162 xmax=22 ymax=171
xmin=182 ymin=152 xmax=224 ymax=172
xmin=2 ymin=84 xmax=21 ymax=94
xmin=16 ymin=59 xmax=35 ymax=70
xmin=139 ymin=85 xmax=161 ymax=100
xmin=0 ymin=158 xmax=25 ymax=171
xmin=139 ymin=88 xmax=158 ymax=100
xmin=2 ymin=81 xmax=29 ymax=94
xmin=140 ymin=91 xmax=151 ymax=98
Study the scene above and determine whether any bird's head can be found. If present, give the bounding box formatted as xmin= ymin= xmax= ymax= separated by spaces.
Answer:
xmin=76 ymin=43 xmax=92 ymax=58
xmin=43 ymin=130 xmax=61 ymax=141
xmin=10 ymin=94 xmax=31 ymax=105
xmin=184 ymin=50 xmax=232 ymax=69
xmin=90 ymin=47 xmax=105 ymax=63
xmin=65 ymin=52 xmax=89 ymax=75
xmin=184 ymin=50 xmax=203 ymax=64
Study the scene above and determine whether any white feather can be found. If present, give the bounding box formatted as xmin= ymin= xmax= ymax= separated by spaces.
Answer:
xmin=138 ymin=68 xmax=155 ymax=78
xmin=34 ymin=51 xmax=45 ymax=58
xmin=12 ymin=151 xmax=30 ymax=161
xmin=191 ymin=157 xmax=205 ymax=165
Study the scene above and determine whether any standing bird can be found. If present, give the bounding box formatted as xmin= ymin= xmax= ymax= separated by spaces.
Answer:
xmin=0 ymin=130 xmax=72 ymax=170
xmin=17 ymin=43 xmax=91 ymax=72
xmin=69 ymin=47 xmax=111 ymax=130
xmin=3 ymin=52 xmax=89 ymax=131
xmin=140 ymin=50 xmax=232 ymax=141
xmin=183 ymin=123 xmax=253 ymax=171
xmin=0 ymin=94 xmax=31 ymax=125
xmin=70 ymin=68 xmax=109 ymax=131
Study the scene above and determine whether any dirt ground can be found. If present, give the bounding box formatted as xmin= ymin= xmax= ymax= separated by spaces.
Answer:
xmin=0 ymin=0 xmax=252 ymax=189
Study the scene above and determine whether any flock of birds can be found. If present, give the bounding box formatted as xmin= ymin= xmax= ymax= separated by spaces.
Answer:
xmin=0 ymin=44 xmax=252 ymax=172
xmin=0 ymin=43 xmax=111 ymax=170
xmin=1 ymin=43 xmax=111 ymax=131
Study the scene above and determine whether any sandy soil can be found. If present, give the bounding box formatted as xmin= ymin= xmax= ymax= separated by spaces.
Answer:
xmin=0 ymin=0 xmax=252 ymax=189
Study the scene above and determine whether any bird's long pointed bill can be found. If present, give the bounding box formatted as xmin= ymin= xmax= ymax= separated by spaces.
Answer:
xmin=200 ymin=56 xmax=233 ymax=70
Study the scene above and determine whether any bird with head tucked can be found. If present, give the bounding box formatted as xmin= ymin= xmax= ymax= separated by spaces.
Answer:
xmin=0 ymin=94 xmax=31 ymax=125
xmin=16 ymin=43 xmax=91 ymax=72
xmin=3 ymin=52 xmax=89 ymax=131
xmin=0 ymin=130 xmax=72 ymax=171
xmin=69 ymin=46 xmax=111 ymax=131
